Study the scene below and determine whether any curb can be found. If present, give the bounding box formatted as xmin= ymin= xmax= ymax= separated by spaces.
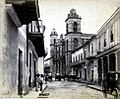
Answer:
xmin=87 ymin=85 xmax=102 ymax=92
xmin=42 ymin=85 xmax=48 ymax=93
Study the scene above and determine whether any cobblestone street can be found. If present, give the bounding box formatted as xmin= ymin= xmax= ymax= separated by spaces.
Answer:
xmin=39 ymin=81 xmax=113 ymax=99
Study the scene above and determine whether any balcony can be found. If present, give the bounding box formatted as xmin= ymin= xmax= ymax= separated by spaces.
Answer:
xmin=85 ymin=55 xmax=96 ymax=60
xmin=71 ymin=60 xmax=85 ymax=67
xmin=6 ymin=0 xmax=39 ymax=25
xmin=97 ymin=50 xmax=102 ymax=55
xmin=28 ymin=31 xmax=46 ymax=57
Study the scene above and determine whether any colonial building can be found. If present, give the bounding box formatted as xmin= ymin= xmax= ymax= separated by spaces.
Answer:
xmin=96 ymin=7 xmax=120 ymax=84
xmin=64 ymin=9 xmax=94 ymax=75
xmin=71 ymin=7 xmax=120 ymax=84
xmin=0 ymin=0 xmax=46 ymax=97
xmin=50 ymin=9 xmax=93 ymax=77
xmin=50 ymin=29 xmax=65 ymax=77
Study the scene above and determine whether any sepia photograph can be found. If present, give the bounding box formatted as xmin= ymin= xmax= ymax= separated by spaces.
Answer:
xmin=0 ymin=0 xmax=120 ymax=99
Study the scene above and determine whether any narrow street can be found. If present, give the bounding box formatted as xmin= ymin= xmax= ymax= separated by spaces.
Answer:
xmin=39 ymin=81 xmax=113 ymax=99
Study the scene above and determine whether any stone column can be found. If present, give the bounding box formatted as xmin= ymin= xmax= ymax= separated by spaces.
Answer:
xmin=101 ymin=57 xmax=104 ymax=80
xmin=115 ymin=52 xmax=118 ymax=71
xmin=107 ymin=55 xmax=110 ymax=72
xmin=37 ymin=57 xmax=44 ymax=75
xmin=115 ymin=52 xmax=118 ymax=80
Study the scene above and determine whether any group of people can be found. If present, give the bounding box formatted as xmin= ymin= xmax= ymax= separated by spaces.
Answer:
xmin=102 ymin=73 xmax=117 ymax=94
xmin=35 ymin=74 xmax=48 ymax=91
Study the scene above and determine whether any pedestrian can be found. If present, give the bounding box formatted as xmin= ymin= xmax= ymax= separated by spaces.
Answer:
xmin=44 ymin=74 xmax=48 ymax=84
xmin=36 ymin=74 xmax=43 ymax=91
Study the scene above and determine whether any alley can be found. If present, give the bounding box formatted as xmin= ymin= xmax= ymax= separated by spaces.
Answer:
xmin=39 ymin=81 xmax=113 ymax=99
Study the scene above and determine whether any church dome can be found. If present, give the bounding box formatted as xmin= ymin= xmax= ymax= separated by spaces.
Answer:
xmin=50 ymin=28 xmax=58 ymax=36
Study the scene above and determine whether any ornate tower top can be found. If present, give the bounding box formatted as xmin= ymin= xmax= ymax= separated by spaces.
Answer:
xmin=65 ymin=8 xmax=81 ymax=22
xmin=50 ymin=28 xmax=58 ymax=36
xmin=65 ymin=9 xmax=82 ymax=34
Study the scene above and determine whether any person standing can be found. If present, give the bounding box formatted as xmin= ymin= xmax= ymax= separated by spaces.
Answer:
xmin=36 ymin=74 xmax=43 ymax=91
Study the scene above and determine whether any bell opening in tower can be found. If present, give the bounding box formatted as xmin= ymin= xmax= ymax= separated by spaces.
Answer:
xmin=74 ymin=22 xmax=77 ymax=32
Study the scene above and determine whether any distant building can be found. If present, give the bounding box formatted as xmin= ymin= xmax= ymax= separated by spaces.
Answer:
xmin=44 ymin=57 xmax=52 ymax=74
xmin=50 ymin=9 xmax=93 ymax=76
xmin=50 ymin=29 xmax=65 ymax=76
xmin=0 ymin=0 xmax=46 ymax=97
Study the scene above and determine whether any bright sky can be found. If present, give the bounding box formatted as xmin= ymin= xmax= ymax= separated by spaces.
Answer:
xmin=39 ymin=0 xmax=120 ymax=59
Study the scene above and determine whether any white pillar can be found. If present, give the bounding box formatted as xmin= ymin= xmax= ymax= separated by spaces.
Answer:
xmin=101 ymin=57 xmax=104 ymax=80
xmin=107 ymin=55 xmax=109 ymax=72
xmin=37 ymin=57 xmax=44 ymax=74
xmin=115 ymin=52 xmax=118 ymax=71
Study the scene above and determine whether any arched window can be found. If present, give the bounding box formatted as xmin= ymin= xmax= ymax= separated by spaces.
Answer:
xmin=66 ymin=24 xmax=68 ymax=33
xmin=54 ymin=39 xmax=56 ymax=44
xmin=74 ymin=22 xmax=77 ymax=32
xmin=73 ymin=38 xmax=78 ymax=49
xmin=110 ymin=26 xmax=114 ymax=42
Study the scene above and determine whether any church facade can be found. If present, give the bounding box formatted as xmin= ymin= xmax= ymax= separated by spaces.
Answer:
xmin=50 ymin=9 xmax=94 ymax=76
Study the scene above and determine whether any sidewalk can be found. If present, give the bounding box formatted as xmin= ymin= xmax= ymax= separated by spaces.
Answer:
xmin=77 ymin=80 xmax=102 ymax=91
xmin=23 ymin=84 xmax=48 ymax=98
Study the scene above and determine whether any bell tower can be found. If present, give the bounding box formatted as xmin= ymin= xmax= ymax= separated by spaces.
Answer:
xmin=50 ymin=28 xmax=58 ymax=76
xmin=50 ymin=28 xmax=58 ymax=59
xmin=65 ymin=8 xmax=82 ymax=34
xmin=65 ymin=8 xmax=82 ymax=75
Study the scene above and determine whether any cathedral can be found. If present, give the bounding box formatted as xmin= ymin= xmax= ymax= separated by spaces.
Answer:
xmin=50 ymin=8 xmax=94 ymax=77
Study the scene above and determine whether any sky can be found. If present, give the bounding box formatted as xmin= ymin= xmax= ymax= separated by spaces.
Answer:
xmin=39 ymin=0 xmax=120 ymax=59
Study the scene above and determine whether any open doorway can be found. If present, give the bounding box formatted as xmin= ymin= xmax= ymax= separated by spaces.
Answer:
xmin=29 ymin=53 xmax=32 ymax=88
xmin=18 ymin=49 xmax=23 ymax=95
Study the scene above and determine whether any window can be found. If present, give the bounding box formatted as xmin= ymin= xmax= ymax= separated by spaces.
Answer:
xmin=73 ymin=38 xmax=78 ymax=49
xmin=73 ymin=57 xmax=75 ymax=62
xmin=66 ymin=40 xmax=68 ymax=50
xmin=81 ymin=54 xmax=83 ymax=60
xmin=104 ymin=39 xmax=106 ymax=47
xmin=110 ymin=26 xmax=114 ymax=42
xmin=82 ymin=39 xmax=84 ymax=44
xmin=104 ymin=32 xmax=107 ymax=47
xmin=99 ymin=38 xmax=101 ymax=50
xmin=74 ymin=22 xmax=77 ymax=32
xmin=66 ymin=24 xmax=68 ymax=33
xmin=91 ymin=43 xmax=93 ymax=55
xmin=84 ymin=50 xmax=86 ymax=58
xmin=76 ymin=56 xmax=77 ymax=61
xmin=79 ymin=54 xmax=81 ymax=60
xmin=54 ymin=39 xmax=56 ymax=44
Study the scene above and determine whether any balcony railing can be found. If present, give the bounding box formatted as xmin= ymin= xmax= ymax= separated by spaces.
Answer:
xmin=85 ymin=55 xmax=96 ymax=60
xmin=27 ymin=20 xmax=46 ymax=57
xmin=71 ymin=60 xmax=85 ymax=67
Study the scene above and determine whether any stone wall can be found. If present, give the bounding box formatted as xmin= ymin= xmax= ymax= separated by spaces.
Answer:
xmin=0 ymin=0 xmax=6 ymax=95
xmin=0 ymin=6 xmax=19 ymax=96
